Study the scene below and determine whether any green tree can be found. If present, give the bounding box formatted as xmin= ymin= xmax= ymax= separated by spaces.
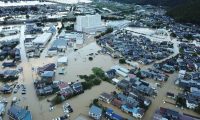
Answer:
xmin=170 ymin=32 xmax=177 ymax=38
xmin=51 ymin=96 xmax=63 ymax=105
xmin=81 ymin=82 xmax=93 ymax=90
xmin=93 ymin=79 xmax=101 ymax=85
xmin=92 ymin=67 xmax=105 ymax=78
xmin=184 ymin=34 xmax=193 ymax=40
xmin=26 ymin=14 xmax=30 ymax=19
xmin=194 ymin=104 xmax=200 ymax=114
xmin=93 ymin=99 xmax=99 ymax=105
xmin=176 ymin=96 xmax=186 ymax=107
xmin=119 ymin=59 xmax=126 ymax=64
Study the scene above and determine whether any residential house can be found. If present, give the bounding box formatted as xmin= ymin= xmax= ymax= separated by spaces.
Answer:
xmin=135 ymin=84 xmax=154 ymax=96
xmin=105 ymin=108 xmax=125 ymax=120
xmin=117 ymin=93 xmax=127 ymax=103
xmin=132 ymin=107 xmax=144 ymax=119
xmin=8 ymin=105 xmax=32 ymax=120
xmin=0 ymin=84 xmax=12 ymax=94
xmin=112 ymin=98 xmax=123 ymax=108
xmin=2 ymin=61 xmax=16 ymax=68
xmin=105 ymin=69 xmax=116 ymax=79
xmin=0 ymin=102 xmax=5 ymax=116
xmin=89 ymin=105 xmax=102 ymax=120
xmin=37 ymin=63 xmax=56 ymax=74
xmin=157 ymin=107 xmax=180 ymax=120
xmin=36 ymin=86 xmax=53 ymax=96
xmin=117 ymin=80 xmax=130 ymax=90
xmin=71 ymin=82 xmax=83 ymax=94
xmin=194 ymin=63 xmax=200 ymax=71
xmin=41 ymin=71 xmax=55 ymax=82
xmin=3 ymin=70 xmax=19 ymax=78
xmin=129 ymin=92 xmax=151 ymax=107
xmin=185 ymin=92 xmax=200 ymax=109
xmin=58 ymin=82 xmax=74 ymax=98
xmin=51 ymin=37 xmax=68 ymax=52
xmin=99 ymin=92 xmax=113 ymax=104
xmin=192 ymin=72 xmax=200 ymax=81
xmin=186 ymin=99 xmax=198 ymax=109
xmin=153 ymin=107 xmax=196 ymax=120
xmin=126 ymin=96 xmax=139 ymax=108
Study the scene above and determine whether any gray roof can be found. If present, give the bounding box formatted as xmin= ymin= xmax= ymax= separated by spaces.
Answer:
xmin=4 ymin=70 xmax=18 ymax=76
xmin=51 ymin=38 xmax=67 ymax=48
xmin=8 ymin=105 xmax=32 ymax=120
xmin=41 ymin=71 xmax=55 ymax=77
xmin=100 ymin=92 xmax=113 ymax=100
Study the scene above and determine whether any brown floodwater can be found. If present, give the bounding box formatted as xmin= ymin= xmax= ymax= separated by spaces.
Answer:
xmin=1 ymin=31 xmax=121 ymax=120
xmin=1 ymin=25 xmax=199 ymax=120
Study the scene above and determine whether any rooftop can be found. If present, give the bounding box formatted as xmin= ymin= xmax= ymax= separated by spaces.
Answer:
xmin=89 ymin=105 xmax=102 ymax=115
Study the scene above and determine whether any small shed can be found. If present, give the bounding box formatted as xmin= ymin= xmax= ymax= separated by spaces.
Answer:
xmin=112 ymin=78 xmax=120 ymax=84
xmin=57 ymin=56 xmax=68 ymax=66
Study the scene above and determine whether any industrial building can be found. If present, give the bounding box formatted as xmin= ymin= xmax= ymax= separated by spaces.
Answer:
xmin=32 ymin=32 xmax=52 ymax=48
xmin=65 ymin=32 xmax=84 ymax=45
xmin=74 ymin=14 xmax=105 ymax=33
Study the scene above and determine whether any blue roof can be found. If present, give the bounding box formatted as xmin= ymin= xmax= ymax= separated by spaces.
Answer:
xmin=106 ymin=108 xmax=124 ymax=120
xmin=117 ymin=93 xmax=127 ymax=102
xmin=89 ymin=105 xmax=102 ymax=115
xmin=72 ymin=82 xmax=82 ymax=88
xmin=112 ymin=113 xmax=124 ymax=120
xmin=191 ymin=91 xmax=200 ymax=97
xmin=106 ymin=108 xmax=113 ymax=114
xmin=8 ymin=105 xmax=32 ymax=120
xmin=121 ymin=105 xmax=132 ymax=112
xmin=132 ymin=107 xmax=138 ymax=114
xmin=122 ymin=105 xmax=140 ymax=114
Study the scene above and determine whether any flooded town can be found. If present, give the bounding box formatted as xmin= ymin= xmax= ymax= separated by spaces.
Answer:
xmin=0 ymin=0 xmax=200 ymax=120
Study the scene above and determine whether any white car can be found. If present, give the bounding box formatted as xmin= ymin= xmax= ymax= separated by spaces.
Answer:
xmin=49 ymin=107 xmax=54 ymax=111
xmin=64 ymin=103 xmax=70 ymax=107
xmin=63 ymin=106 xmax=69 ymax=114
xmin=52 ymin=117 xmax=60 ymax=120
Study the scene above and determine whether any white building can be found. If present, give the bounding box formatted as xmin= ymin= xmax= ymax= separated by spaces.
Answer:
xmin=106 ymin=20 xmax=131 ymax=29
xmin=33 ymin=32 xmax=52 ymax=48
xmin=1 ymin=29 xmax=19 ymax=36
xmin=186 ymin=100 xmax=198 ymax=109
xmin=112 ymin=78 xmax=120 ymax=84
xmin=111 ymin=65 xmax=129 ymax=77
xmin=74 ymin=14 xmax=105 ymax=33
xmin=0 ymin=102 xmax=5 ymax=116
xmin=178 ymin=70 xmax=186 ymax=79
xmin=57 ymin=56 xmax=68 ymax=66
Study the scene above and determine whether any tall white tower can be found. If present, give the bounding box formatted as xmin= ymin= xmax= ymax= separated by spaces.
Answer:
xmin=74 ymin=14 xmax=102 ymax=32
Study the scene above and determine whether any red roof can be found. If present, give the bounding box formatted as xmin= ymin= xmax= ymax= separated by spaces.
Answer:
xmin=112 ymin=98 xmax=122 ymax=107
xmin=58 ymin=82 xmax=69 ymax=90
xmin=128 ymin=74 xmax=136 ymax=79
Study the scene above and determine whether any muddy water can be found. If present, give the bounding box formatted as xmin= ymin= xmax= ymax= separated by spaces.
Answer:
xmin=1 ymin=36 xmax=119 ymax=120
xmin=2 ymin=25 xmax=199 ymax=120
xmin=56 ymin=42 xmax=118 ymax=82
xmin=142 ymin=73 xmax=200 ymax=120
xmin=27 ymin=42 xmax=118 ymax=120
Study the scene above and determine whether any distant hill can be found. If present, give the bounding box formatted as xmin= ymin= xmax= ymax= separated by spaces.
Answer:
xmin=166 ymin=0 xmax=200 ymax=25
xmin=108 ymin=0 xmax=200 ymax=25
xmin=108 ymin=0 xmax=190 ymax=7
